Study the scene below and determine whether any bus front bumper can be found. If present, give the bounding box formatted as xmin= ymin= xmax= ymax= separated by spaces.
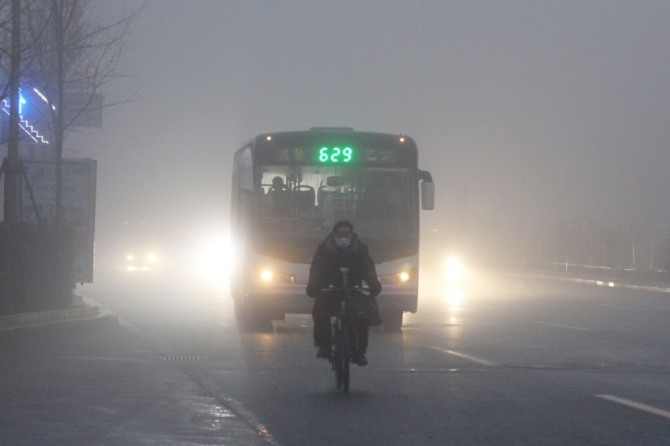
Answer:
xmin=243 ymin=286 xmax=314 ymax=317
xmin=377 ymin=293 xmax=418 ymax=313
xmin=242 ymin=287 xmax=418 ymax=316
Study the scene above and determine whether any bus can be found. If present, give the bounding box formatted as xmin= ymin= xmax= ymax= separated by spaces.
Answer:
xmin=230 ymin=128 xmax=434 ymax=331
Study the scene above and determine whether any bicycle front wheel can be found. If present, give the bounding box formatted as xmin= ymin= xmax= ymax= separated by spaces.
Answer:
xmin=333 ymin=320 xmax=351 ymax=393
xmin=340 ymin=322 xmax=351 ymax=393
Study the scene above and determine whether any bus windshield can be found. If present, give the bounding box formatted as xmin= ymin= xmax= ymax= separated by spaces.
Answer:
xmin=252 ymin=164 xmax=418 ymax=262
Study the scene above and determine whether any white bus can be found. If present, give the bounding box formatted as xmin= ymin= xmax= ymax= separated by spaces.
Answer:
xmin=230 ymin=128 xmax=434 ymax=330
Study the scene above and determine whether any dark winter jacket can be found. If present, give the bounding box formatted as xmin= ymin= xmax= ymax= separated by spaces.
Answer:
xmin=305 ymin=233 xmax=382 ymax=298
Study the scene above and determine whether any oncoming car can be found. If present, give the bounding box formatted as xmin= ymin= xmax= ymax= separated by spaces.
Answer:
xmin=124 ymin=250 xmax=160 ymax=273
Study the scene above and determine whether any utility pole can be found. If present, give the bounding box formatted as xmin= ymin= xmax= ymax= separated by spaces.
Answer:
xmin=3 ymin=0 xmax=21 ymax=225
xmin=53 ymin=0 xmax=65 ymax=226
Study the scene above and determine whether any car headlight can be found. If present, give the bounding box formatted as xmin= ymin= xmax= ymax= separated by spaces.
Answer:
xmin=445 ymin=256 xmax=466 ymax=285
xmin=124 ymin=252 xmax=159 ymax=272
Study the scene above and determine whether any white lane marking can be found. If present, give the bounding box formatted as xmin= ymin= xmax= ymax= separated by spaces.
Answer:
xmin=594 ymin=302 xmax=655 ymax=312
xmin=594 ymin=302 xmax=633 ymax=311
xmin=535 ymin=321 xmax=593 ymax=332
xmin=595 ymin=394 xmax=670 ymax=421
xmin=429 ymin=346 xmax=497 ymax=367
xmin=595 ymin=281 xmax=616 ymax=287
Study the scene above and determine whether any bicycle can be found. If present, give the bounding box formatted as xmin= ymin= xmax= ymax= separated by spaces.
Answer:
xmin=322 ymin=267 xmax=370 ymax=394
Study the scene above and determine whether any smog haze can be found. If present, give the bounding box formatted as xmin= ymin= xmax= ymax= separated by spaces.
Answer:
xmin=82 ymin=0 xmax=670 ymax=264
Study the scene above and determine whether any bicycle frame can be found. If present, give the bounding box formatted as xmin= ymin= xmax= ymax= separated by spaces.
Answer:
xmin=324 ymin=267 xmax=369 ymax=393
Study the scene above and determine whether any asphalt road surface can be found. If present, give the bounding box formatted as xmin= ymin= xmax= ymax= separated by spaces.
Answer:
xmin=2 ymin=269 xmax=670 ymax=445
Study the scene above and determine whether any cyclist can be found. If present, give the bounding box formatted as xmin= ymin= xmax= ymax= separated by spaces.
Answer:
xmin=306 ymin=220 xmax=382 ymax=366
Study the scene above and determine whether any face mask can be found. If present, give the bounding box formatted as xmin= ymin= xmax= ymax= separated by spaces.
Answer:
xmin=334 ymin=236 xmax=351 ymax=250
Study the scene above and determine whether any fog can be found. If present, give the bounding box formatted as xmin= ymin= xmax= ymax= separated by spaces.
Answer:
xmin=77 ymin=1 xmax=670 ymax=268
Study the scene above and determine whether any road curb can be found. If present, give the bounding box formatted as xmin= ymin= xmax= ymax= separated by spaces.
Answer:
xmin=0 ymin=299 xmax=117 ymax=334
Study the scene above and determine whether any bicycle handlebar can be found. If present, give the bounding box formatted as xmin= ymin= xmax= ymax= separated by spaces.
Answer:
xmin=320 ymin=285 xmax=371 ymax=296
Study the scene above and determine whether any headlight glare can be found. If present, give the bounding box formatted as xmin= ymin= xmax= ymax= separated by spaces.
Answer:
xmin=260 ymin=269 xmax=273 ymax=282
xmin=378 ymin=269 xmax=415 ymax=284
xmin=258 ymin=268 xmax=295 ymax=284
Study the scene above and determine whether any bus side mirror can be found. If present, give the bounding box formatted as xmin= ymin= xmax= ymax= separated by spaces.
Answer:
xmin=421 ymin=181 xmax=434 ymax=210
xmin=419 ymin=170 xmax=434 ymax=210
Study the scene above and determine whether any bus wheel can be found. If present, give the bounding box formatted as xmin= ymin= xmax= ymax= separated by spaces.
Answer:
xmin=382 ymin=310 xmax=403 ymax=332
xmin=249 ymin=314 xmax=273 ymax=331
xmin=235 ymin=302 xmax=273 ymax=332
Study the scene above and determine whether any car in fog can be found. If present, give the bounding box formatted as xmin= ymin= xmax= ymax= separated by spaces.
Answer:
xmin=94 ymin=219 xmax=168 ymax=276
xmin=123 ymin=249 xmax=161 ymax=273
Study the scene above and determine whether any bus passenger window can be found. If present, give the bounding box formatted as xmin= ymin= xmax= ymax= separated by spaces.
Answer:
xmin=295 ymin=186 xmax=315 ymax=216
xmin=359 ymin=181 xmax=398 ymax=219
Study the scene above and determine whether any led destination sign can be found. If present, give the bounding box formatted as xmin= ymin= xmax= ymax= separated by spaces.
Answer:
xmin=318 ymin=146 xmax=353 ymax=163
xmin=267 ymin=145 xmax=400 ymax=165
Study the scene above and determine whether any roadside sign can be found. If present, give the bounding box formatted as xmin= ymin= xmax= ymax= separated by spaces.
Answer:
xmin=19 ymin=159 xmax=97 ymax=283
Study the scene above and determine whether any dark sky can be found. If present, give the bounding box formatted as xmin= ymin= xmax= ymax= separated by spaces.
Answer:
xmin=81 ymin=0 xmax=670 ymax=242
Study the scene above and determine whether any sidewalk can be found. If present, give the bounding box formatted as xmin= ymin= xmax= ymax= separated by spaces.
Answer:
xmin=527 ymin=270 xmax=670 ymax=294
xmin=0 ymin=295 xmax=117 ymax=334
xmin=0 ymin=298 xmax=273 ymax=445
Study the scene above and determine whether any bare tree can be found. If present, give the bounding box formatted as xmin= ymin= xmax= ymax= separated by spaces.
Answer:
xmin=0 ymin=0 xmax=14 ymax=103
xmin=0 ymin=0 xmax=51 ymax=141
xmin=1 ymin=0 xmax=21 ymax=225
xmin=22 ymin=0 xmax=141 ymax=224
xmin=0 ymin=1 xmax=141 ymax=314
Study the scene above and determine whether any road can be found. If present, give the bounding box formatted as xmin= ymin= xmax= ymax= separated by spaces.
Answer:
xmin=2 ymin=269 xmax=670 ymax=445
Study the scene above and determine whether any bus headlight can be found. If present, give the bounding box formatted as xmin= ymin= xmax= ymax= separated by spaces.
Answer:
xmin=258 ymin=269 xmax=296 ymax=284
xmin=260 ymin=269 xmax=273 ymax=282
xmin=378 ymin=269 xmax=415 ymax=284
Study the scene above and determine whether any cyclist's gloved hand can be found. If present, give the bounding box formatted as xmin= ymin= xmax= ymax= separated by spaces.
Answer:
xmin=306 ymin=282 xmax=319 ymax=298
xmin=368 ymin=279 xmax=382 ymax=298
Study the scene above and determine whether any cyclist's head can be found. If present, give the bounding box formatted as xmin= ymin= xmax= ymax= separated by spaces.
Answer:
xmin=333 ymin=221 xmax=354 ymax=250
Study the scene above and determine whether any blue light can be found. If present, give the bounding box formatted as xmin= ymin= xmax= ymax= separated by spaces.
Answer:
xmin=18 ymin=90 xmax=25 ymax=115
xmin=2 ymin=93 xmax=50 ymax=144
